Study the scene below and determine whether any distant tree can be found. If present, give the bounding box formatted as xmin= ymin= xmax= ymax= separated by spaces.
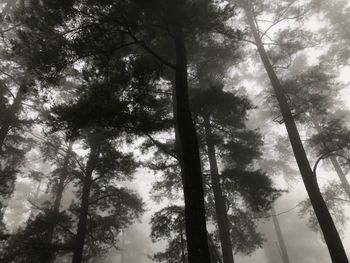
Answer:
xmin=191 ymin=84 xmax=280 ymax=256
xmin=150 ymin=206 xmax=187 ymax=263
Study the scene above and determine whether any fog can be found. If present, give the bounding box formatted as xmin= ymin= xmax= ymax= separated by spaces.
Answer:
xmin=1 ymin=0 xmax=350 ymax=263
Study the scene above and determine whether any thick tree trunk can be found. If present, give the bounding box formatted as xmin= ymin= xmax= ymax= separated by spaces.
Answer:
xmin=71 ymin=141 xmax=99 ymax=263
xmin=172 ymin=20 xmax=211 ymax=263
xmin=203 ymin=115 xmax=234 ymax=263
xmin=53 ymin=142 xmax=74 ymax=213
xmin=244 ymin=5 xmax=348 ymax=262
xmin=0 ymin=87 xmax=24 ymax=149
xmin=271 ymin=207 xmax=290 ymax=263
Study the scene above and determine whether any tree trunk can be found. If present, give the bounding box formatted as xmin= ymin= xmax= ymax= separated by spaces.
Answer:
xmin=312 ymin=119 xmax=350 ymax=200
xmin=329 ymin=156 xmax=350 ymax=200
xmin=71 ymin=141 xmax=99 ymax=263
xmin=0 ymin=87 xmax=24 ymax=149
xmin=244 ymin=5 xmax=348 ymax=262
xmin=203 ymin=115 xmax=234 ymax=263
xmin=207 ymin=232 xmax=223 ymax=263
xmin=179 ymin=220 xmax=187 ymax=263
xmin=172 ymin=20 xmax=211 ymax=263
xmin=271 ymin=207 xmax=290 ymax=263
xmin=53 ymin=142 xmax=74 ymax=213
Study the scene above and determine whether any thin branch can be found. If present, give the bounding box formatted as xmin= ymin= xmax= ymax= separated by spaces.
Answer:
xmin=144 ymin=133 xmax=178 ymax=160
xmin=0 ymin=23 xmax=22 ymax=34
xmin=127 ymin=30 xmax=176 ymax=69
xmin=89 ymin=193 xmax=119 ymax=205
xmin=0 ymin=68 xmax=21 ymax=85
xmin=0 ymin=79 xmax=15 ymax=99
xmin=313 ymin=149 xmax=340 ymax=177
xmin=56 ymin=222 xmax=76 ymax=237
xmin=255 ymin=204 xmax=299 ymax=219
xmin=27 ymin=199 xmax=45 ymax=211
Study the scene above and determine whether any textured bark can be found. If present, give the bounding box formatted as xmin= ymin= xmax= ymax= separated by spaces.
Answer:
xmin=203 ymin=115 xmax=234 ymax=263
xmin=271 ymin=207 xmax=290 ymax=263
xmin=71 ymin=141 xmax=99 ymax=263
xmin=244 ymin=4 xmax=348 ymax=262
xmin=172 ymin=20 xmax=211 ymax=263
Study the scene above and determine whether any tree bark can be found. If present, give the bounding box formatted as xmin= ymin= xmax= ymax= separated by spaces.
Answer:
xmin=244 ymin=4 xmax=348 ymax=262
xmin=271 ymin=207 xmax=290 ymax=263
xmin=203 ymin=114 xmax=234 ymax=263
xmin=172 ymin=20 xmax=211 ymax=263
xmin=71 ymin=141 xmax=99 ymax=263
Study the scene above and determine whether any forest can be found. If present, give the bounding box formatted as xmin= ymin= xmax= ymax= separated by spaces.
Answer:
xmin=0 ymin=0 xmax=350 ymax=262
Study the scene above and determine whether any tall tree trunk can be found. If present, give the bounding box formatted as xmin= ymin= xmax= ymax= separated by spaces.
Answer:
xmin=172 ymin=20 xmax=211 ymax=263
xmin=71 ymin=141 xmax=99 ymax=263
xmin=271 ymin=207 xmax=290 ymax=263
xmin=243 ymin=4 xmax=348 ymax=262
xmin=0 ymin=87 xmax=24 ymax=149
xmin=203 ymin=114 xmax=234 ymax=263
xmin=53 ymin=142 xmax=74 ymax=213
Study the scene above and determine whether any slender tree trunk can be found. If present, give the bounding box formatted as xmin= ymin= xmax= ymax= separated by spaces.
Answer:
xmin=271 ymin=207 xmax=290 ymax=263
xmin=53 ymin=142 xmax=74 ymax=213
xmin=28 ymin=179 xmax=42 ymax=220
xmin=329 ymin=156 xmax=350 ymax=200
xmin=207 ymin=232 xmax=223 ymax=263
xmin=179 ymin=220 xmax=187 ymax=263
xmin=47 ymin=142 xmax=74 ymax=263
xmin=71 ymin=141 xmax=99 ymax=263
xmin=244 ymin=4 xmax=348 ymax=262
xmin=172 ymin=20 xmax=211 ymax=263
xmin=203 ymin=114 xmax=234 ymax=263
xmin=0 ymin=87 xmax=24 ymax=149
xmin=312 ymin=119 xmax=350 ymax=200
xmin=121 ymin=230 xmax=125 ymax=263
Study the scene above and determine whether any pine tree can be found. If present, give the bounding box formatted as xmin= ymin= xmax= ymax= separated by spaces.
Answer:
xmin=237 ymin=1 xmax=348 ymax=261
xmin=13 ymin=1 xmax=243 ymax=261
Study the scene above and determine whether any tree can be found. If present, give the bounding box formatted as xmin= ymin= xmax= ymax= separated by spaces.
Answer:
xmin=13 ymin=1 xmax=244 ymax=261
xmin=191 ymin=83 xmax=280 ymax=261
xmin=238 ymin=1 xmax=348 ymax=261
xmin=150 ymin=206 xmax=187 ymax=263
